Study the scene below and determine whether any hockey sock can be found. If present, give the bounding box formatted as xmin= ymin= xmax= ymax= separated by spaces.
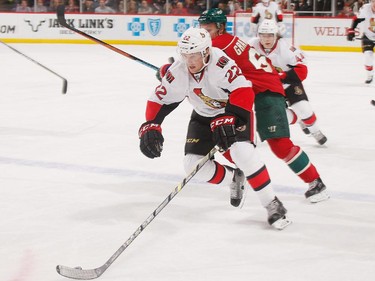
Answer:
xmin=284 ymin=146 xmax=319 ymax=183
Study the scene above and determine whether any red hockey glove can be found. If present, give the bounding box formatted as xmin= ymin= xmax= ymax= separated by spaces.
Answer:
xmin=210 ymin=114 xmax=237 ymax=151
xmin=156 ymin=57 xmax=175 ymax=82
xmin=347 ymin=29 xmax=355 ymax=41
xmin=139 ymin=122 xmax=164 ymax=159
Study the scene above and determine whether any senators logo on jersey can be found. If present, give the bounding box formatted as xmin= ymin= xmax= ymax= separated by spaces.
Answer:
xmin=193 ymin=88 xmax=227 ymax=109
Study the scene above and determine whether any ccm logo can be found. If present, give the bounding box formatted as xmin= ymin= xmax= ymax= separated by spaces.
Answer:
xmin=139 ymin=123 xmax=161 ymax=137
xmin=210 ymin=116 xmax=235 ymax=129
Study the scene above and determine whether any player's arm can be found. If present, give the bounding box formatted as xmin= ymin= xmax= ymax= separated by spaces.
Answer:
xmin=210 ymin=59 xmax=254 ymax=150
xmin=210 ymin=86 xmax=254 ymax=151
xmin=139 ymin=77 xmax=182 ymax=159
xmin=279 ymin=63 xmax=308 ymax=84
xmin=278 ymin=45 xmax=308 ymax=83
xmin=347 ymin=15 xmax=365 ymax=41
xmin=139 ymin=98 xmax=181 ymax=159
xmin=251 ymin=7 xmax=260 ymax=24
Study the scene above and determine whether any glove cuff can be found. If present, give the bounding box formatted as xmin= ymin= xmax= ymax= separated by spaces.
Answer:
xmin=139 ymin=122 xmax=162 ymax=138
xmin=210 ymin=115 xmax=236 ymax=132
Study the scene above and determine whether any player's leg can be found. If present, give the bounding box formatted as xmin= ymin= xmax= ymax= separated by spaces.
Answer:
xmin=285 ymin=84 xmax=327 ymax=145
xmin=183 ymin=111 xmax=245 ymax=207
xmin=362 ymin=36 xmax=374 ymax=84
xmin=255 ymin=92 xmax=329 ymax=203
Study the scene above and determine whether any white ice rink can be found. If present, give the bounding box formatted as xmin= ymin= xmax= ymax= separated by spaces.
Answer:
xmin=0 ymin=43 xmax=375 ymax=281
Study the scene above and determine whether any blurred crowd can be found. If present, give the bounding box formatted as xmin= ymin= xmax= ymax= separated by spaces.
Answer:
xmin=0 ymin=0 xmax=368 ymax=16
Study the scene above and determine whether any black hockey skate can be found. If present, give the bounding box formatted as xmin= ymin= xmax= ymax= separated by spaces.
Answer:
xmin=299 ymin=121 xmax=310 ymax=135
xmin=305 ymin=178 xmax=330 ymax=203
xmin=365 ymin=75 xmax=373 ymax=84
xmin=265 ymin=197 xmax=291 ymax=230
xmin=312 ymin=130 xmax=328 ymax=145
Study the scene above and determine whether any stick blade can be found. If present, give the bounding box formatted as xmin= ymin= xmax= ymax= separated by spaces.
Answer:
xmin=56 ymin=265 xmax=102 ymax=280
xmin=62 ymin=79 xmax=68 ymax=94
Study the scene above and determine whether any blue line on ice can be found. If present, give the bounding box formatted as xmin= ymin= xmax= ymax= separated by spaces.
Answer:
xmin=1 ymin=156 xmax=374 ymax=203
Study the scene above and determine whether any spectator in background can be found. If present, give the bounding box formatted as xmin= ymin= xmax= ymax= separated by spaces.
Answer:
xmin=228 ymin=0 xmax=244 ymax=15
xmin=65 ymin=0 xmax=79 ymax=12
xmin=127 ymin=0 xmax=138 ymax=13
xmin=153 ymin=0 xmax=166 ymax=14
xmin=171 ymin=1 xmax=188 ymax=14
xmin=289 ymin=2 xmax=296 ymax=11
xmin=297 ymin=0 xmax=312 ymax=16
xmin=217 ymin=1 xmax=229 ymax=14
xmin=138 ymin=0 xmax=153 ymax=13
xmin=337 ymin=4 xmax=355 ymax=17
xmin=95 ymin=0 xmax=116 ymax=12
xmin=184 ymin=0 xmax=202 ymax=14
xmin=49 ymin=0 xmax=61 ymax=12
xmin=164 ymin=0 xmax=173 ymax=13
xmin=352 ymin=0 xmax=365 ymax=14
xmin=1 ymin=0 xmax=17 ymax=11
xmin=16 ymin=0 xmax=32 ymax=11
xmin=35 ymin=0 xmax=48 ymax=12
xmin=117 ymin=0 xmax=124 ymax=12
xmin=83 ymin=0 xmax=96 ymax=12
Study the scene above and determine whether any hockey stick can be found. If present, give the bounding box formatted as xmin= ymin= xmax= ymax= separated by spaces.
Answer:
xmin=56 ymin=5 xmax=159 ymax=71
xmin=56 ymin=146 xmax=218 ymax=280
xmin=355 ymin=37 xmax=375 ymax=42
xmin=0 ymin=40 xmax=68 ymax=94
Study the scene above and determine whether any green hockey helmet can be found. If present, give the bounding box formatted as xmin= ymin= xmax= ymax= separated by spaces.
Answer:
xmin=198 ymin=8 xmax=227 ymax=28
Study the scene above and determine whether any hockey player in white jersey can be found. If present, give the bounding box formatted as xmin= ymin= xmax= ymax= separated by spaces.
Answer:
xmin=249 ymin=20 xmax=328 ymax=146
xmin=347 ymin=0 xmax=375 ymax=84
xmin=251 ymin=0 xmax=285 ymax=36
xmin=139 ymin=27 xmax=291 ymax=230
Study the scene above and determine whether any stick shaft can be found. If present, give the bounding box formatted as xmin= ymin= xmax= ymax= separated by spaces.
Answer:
xmin=56 ymin=5 xmax=159 ymax=71
xmin=57 ymin=147 xmax=218 ymax=279
xmin=0 ymin=40 xmax=68 ymax=94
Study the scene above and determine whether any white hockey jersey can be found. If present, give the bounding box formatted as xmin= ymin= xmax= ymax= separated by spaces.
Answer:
xmin=248 ymin=37 xmax=307 ymax=88
xmin=357 ymin=3 xmax=375 ymax=41
xmin=251 ymin=2 xmax=282 ymax=24
xmin=148 ymin=47 xmax=252 ymax=118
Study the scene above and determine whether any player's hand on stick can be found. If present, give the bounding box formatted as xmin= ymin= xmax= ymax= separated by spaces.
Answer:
xmin=139 ymin=122 xmax=164 ymax=158
xmin=210 ymin=114 xmax=237 ymax=151
xmin=156 ymin=57 xmax=175 ymax=81
xmin=347 ymin=29 xmax=355 ymax=41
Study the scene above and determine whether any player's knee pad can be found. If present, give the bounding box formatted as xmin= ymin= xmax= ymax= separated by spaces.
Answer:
xmin=267 ymin=138 xmax=294 ymax=159
xmin=285 ymin=84 xmax=309 ymax=105
xmin=183 ymin=154 xmax=203 ymax=173
xmin=229 ymin=141 xmax=264 ymax=176
xmin=291 ymin=100 xmax=314 ymax=121
xmin=183 ymin=153 xmax=217 ymax=182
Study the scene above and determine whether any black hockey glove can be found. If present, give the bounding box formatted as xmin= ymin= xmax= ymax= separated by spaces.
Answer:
xmin=156 ymin=57 xmax=175 ymax=82
xmin=139 ymin=122 xmax=164 ymax=159
xmin=347 ymin=29 xmax=355 ymax=41
xmin=210 ymin=114 xmax=237 ymax=151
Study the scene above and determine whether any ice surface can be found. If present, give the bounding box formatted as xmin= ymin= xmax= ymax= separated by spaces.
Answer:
xmin=0 ymin=43 xmax=374 ymax=281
